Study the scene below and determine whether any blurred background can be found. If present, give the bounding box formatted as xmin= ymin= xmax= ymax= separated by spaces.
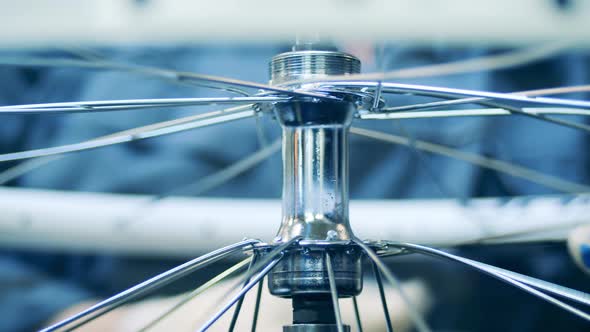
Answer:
xmin=1 ymin=1 xmax=590 ymax=331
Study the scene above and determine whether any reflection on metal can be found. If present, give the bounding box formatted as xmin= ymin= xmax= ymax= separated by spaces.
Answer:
xmin=274 ymin=100 xmax=356 ymax=242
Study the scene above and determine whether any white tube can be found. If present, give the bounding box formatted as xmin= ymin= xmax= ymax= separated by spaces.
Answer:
xmin=0 ymin=188 xmax=588 ymax=257
xmin=0 ymin=0 xmax=589 ymax=46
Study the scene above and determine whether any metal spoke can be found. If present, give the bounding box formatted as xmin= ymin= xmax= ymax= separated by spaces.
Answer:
xmin=351 ymin=296 xmax=363 ymax=332
xmin=463 ymin=220 xmax=589 ymax=246
xmin=0 ymin=96 xmax=288 ymax=114
xmin=223 ymin=237 xmax=302 ymax=298
xmin=41 ymin=239 xmax=259 ymax=332
xmin=157 ymin=138 xmax=281 ymax=198
xmin=0 ymin=105 xmax=255 ymax=163
xmin=389 ymin=243 xmax=590 ymax=307
xmin=326 ymin=252 xmax=345 ymax=332
xmin=317 ymin=81 xmax=590 ymax=110
xmin=473 ymin=258 xmax=590 ymax=307
xmin=394 ymin=121 xmax=461 ymax=199
xmin=250 ymin=279 xmax=264 ymax=332
xmin=60 ymin=46 xmax=108 ymax=62
xmin=196 ymin=255 xmax=283 ymax=332
xmin=352 ymin=238 xmax=432 ymax=332
xmin=375 ymin=84 xmax=590 ymax=114
xmin=0 ymin=157 xmax=56 ymax=185
xmin=372 ymin=81 xmax=383 ymax=111
xmin=0 ymin=55 xmax=249 ymax=96
xmin=364 ymin=103 xmax=590 ymax=136
xmin=0 ymin=105 xmax=270 ymax=185
xmin=481 ymin=100 xmax=590 ymax=134
xmin=103 ymin=137 xmax=281 ymax=233
xmin=518 ymin=85 xmax=590 ymax=97
xmin=372 ymin=262 xmax=394 ymax=332
xmin=228 ymin=254 xmax=258 ymax=332
xmin=350 ymin=127 xmax=590 ymax=193
xmin=137 ymin=258 xmax=252 ymax=332
xmin=0 ymin=55 xmax=334 ymax=99
xmin=362 ymin=107 xmax=590 ymax=120
xmin=383 ymin=242 xmax=590 ymax=321
xmin=254 ymin=113 xmax=270 ymax=148
xmin=309 ymin=41 xmax=572 ymax=82
xmin=377 ymin=97 xmax=494 ymax=114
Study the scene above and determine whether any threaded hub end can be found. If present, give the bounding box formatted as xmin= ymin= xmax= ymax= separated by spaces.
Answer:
xmin=269 ymin=50 xmax=361 ymax=85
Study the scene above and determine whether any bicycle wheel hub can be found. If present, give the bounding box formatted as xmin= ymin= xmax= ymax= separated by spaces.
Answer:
xmin=267 ymin=49 xmax=363 ymax=332
xmin=268 ymin=245 xmax=363 ymax=297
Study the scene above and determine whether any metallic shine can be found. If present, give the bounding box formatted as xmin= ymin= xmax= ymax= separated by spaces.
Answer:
xmin=274 ymin=101 xmax=355 ymax=242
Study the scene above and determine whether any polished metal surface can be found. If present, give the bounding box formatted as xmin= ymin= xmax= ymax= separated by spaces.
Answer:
xmin=268 ymin=50 xmax=365 ymax=332
xmin=270 ymin=50 xmax=360 ymax=85
xmin=268 ymin=246 xmax=362 ymax=298
xmin=274 ymin=100 xmax=355 ymax=242
xmin=283 ymin=324 xmax=350 ymax=332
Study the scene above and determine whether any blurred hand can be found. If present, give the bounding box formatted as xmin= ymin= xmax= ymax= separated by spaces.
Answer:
xmin=48 ymin=278 xmax=431 ymax=332
xmin=567 ymin=224 xmax=590 ymax=275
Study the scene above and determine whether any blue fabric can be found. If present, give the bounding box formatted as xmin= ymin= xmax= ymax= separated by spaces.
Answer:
xmin=581 ymin=244 xmax=590 ymax=268
xmin=0 ymin=45 xmax=589 ymax=331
